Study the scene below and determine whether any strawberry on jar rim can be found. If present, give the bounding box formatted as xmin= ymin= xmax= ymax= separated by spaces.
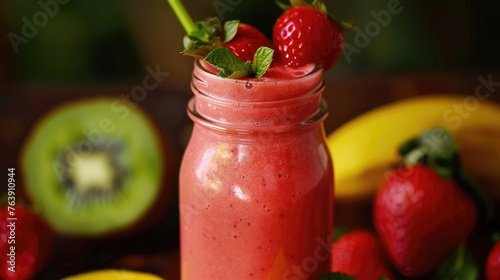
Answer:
xmin=169 ymin=8 xmax=276 ymax=78
xmin=181 ymin=17 xmax=273 ymax=63
xmin=273 ymin=0 xmax=352 ymax=71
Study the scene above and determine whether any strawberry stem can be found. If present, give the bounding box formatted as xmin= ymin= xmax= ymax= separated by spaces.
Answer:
xmin=455 ymin=243 xmax=466 ymax=269
xmin=455 ymin=165 xmax=495 ymax=223
xmin=167 ymin=0 xmax=196 ymax=34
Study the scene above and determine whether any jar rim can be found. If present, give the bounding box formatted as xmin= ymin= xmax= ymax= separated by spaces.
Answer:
xmin=192 ymin=59 xmax=325 ymax=104
xmin=190 ymin=59 xmax=327 ymax=132
xmin=195 ymin=59 xmax=323 ymax=84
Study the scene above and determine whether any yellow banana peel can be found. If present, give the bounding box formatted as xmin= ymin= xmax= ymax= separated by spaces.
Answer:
xmin=328 ymin=95 xmax=500 ymax=203
xmin=62 ymin=269 xmax=165 ymax=280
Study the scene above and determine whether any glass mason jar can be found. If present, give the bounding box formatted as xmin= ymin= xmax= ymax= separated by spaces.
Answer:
xmin=179 ymin=60 xmax=334 ymax=280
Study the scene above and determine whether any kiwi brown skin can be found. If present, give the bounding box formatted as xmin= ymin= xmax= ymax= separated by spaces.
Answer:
xmin=19 ymin=97 xmax=178 ymax=239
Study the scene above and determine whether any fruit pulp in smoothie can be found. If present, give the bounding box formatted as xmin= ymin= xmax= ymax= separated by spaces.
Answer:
xmin=180 ymin=62 xmax=333 ymax=279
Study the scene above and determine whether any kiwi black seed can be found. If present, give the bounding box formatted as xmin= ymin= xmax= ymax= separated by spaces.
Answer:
xmin=21 ymin=98 xmax=165 ymax=236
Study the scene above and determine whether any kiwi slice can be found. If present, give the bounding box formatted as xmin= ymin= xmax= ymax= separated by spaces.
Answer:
xmin=21 ymin=98 xmax=164 ymax=236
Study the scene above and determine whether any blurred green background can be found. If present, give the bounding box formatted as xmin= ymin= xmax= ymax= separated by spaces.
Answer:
xmin=2 ymin=0 xmax=500 ymax=86
xmin=1 ymin=0 xmax=500 ymax=279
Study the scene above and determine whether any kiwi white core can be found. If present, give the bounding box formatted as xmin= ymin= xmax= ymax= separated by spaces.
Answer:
xmin=68 ymin=152 xmax=116 ymax=195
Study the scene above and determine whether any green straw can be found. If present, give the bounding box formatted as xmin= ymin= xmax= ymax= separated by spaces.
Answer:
xmin=167 ymin=0 xmax=196 ymax=33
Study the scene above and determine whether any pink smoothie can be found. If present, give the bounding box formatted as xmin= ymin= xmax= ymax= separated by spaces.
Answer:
xmin=179 ymin=60 xmax=333 ymax=279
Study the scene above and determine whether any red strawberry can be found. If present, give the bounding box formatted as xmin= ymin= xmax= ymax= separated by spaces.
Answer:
xmin=1 ymin=206 xmax=54 ymax=280
xmin=331 ymin=230 xmax=394 ymax=280
xmin=273 ymin=6 xmax=344 ymax=71
xmin=224 ymin=23 xmax=273 ymax=63
xmin=486 ymin=240 xmax=500 ymax=280
xmin=374 ymin=165 xmax=477 ymax=277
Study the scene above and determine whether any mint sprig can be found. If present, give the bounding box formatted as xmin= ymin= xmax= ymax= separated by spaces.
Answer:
xmin=204 ymin=46 xmax=274 ymax=78
xmin=166 ymin=0 xmax=243 ymax=59
xmin=181 ymin=19 xmax=242 ymax=59
xmin=182 ymin=18 xmax=222 ymax=58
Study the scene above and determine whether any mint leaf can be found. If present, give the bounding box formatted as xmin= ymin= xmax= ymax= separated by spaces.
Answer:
xmin=435 ymin=244 xmax=478 ymax=280
xmin=195 ymin=17 xmax=221 ymax=40
xmin=223 ymin=20 xmax=240 ymax=43
xmin=377 ymin=276 xmax=390 ymax=280
xmin=204 ymin=47 xmax=253 ymax=78
xmin=204 ymin=46 xmax=275 ymax=78
xmin=252 ymin=47 xmax=274 ymax=78
xmin=317 ymin=272 xmax=356 ymax=280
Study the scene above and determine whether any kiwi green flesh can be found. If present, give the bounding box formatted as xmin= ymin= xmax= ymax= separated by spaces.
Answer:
xmin=22 ymin=99 xmax=163 ymax=236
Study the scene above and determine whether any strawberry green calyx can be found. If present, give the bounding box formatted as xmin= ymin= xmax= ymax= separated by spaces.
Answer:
xmin=399 ymin=127 xmax=458 ymax=179
xmin=204 ymin=46 xmax=274 ymax=78
xmin=311 ymin=0 xmax=328 ymax=14
xmin=435 ymin=244 xmax=479 ymax=280
xmin=333 ymin=226 xmax=349 ymax=241
xmin=492 ymin=233 xmax=500 ymax=242
xmin=399 ymin=127 xmax=494 ymax=224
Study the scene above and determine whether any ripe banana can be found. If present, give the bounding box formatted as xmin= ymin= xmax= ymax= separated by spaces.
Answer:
xmin=327 ymin=95 xmax=500 ymax=203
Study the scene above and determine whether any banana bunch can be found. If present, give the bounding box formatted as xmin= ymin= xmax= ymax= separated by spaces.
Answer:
xmin=328 ymin=95 xmax=500 ymax=203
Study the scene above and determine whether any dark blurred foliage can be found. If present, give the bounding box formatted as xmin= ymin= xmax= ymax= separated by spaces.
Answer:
xmin=1 ymin=0 xmax=499 ymax=86
xmin=3 ymin=0 xmax=141 ymax=84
